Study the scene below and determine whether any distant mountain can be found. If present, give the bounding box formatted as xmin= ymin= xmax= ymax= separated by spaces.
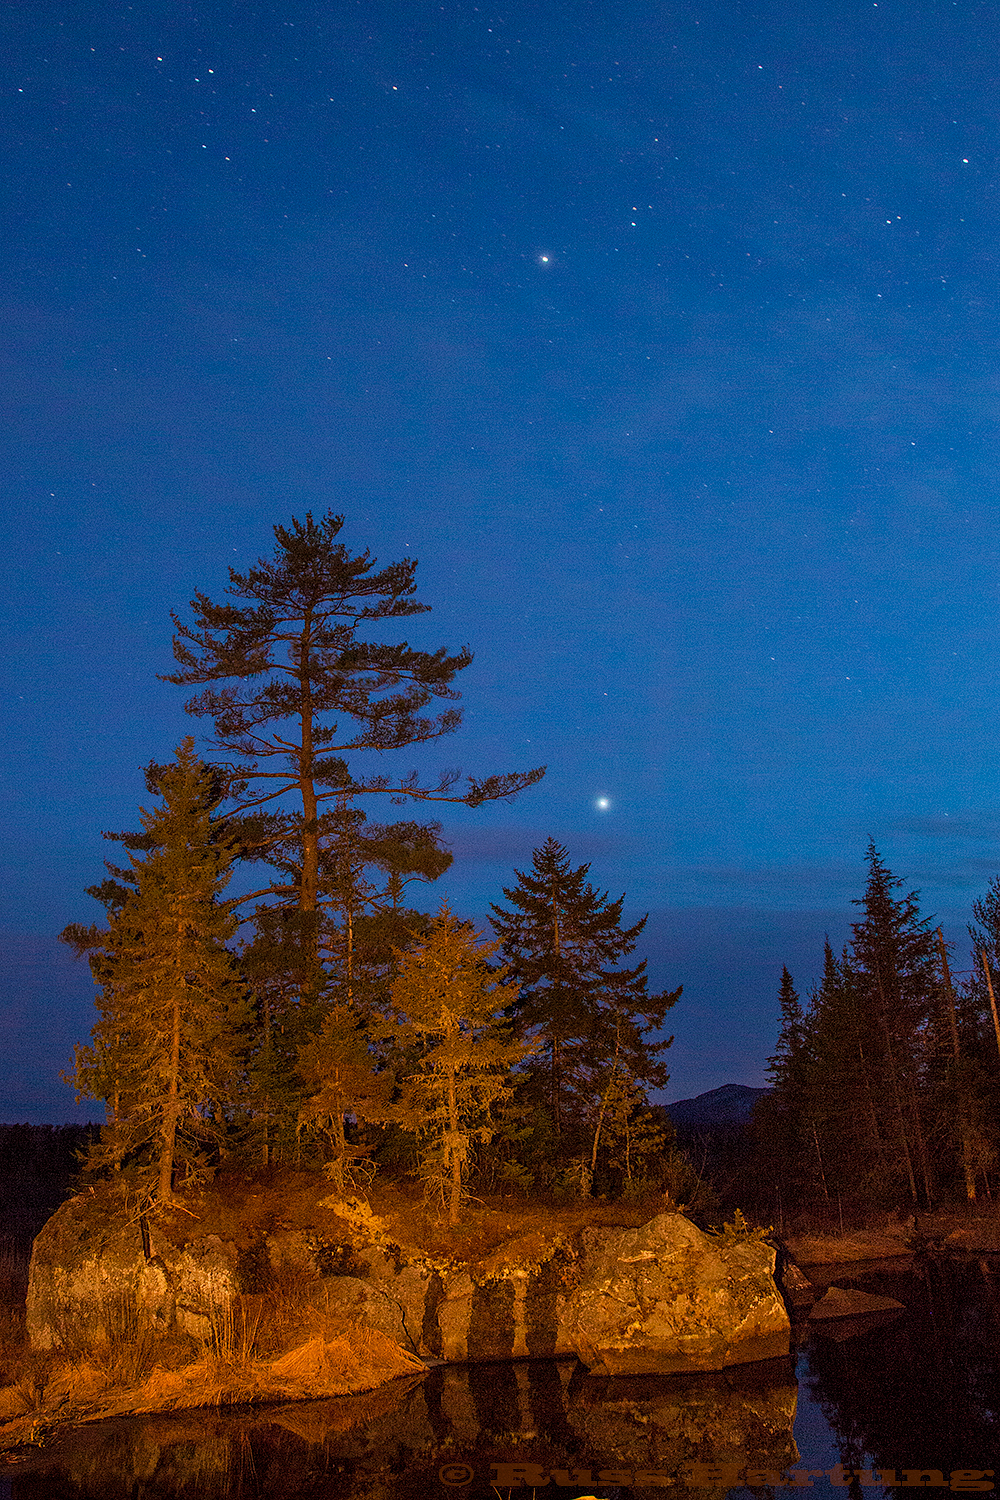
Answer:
xmin=665 ymin=1083 xmax=770 ymax=1132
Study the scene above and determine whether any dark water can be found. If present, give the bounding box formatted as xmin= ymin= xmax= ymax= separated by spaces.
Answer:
xmin=3 ymin=1256 xmax=997 ymax=1499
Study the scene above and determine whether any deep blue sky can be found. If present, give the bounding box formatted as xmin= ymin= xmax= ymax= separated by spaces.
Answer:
xmin=3 ymin=0 xmax=1000 ymax=1122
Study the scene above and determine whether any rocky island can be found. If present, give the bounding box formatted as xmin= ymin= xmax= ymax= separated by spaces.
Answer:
xmin=2 ymin=1177 xmax=790 ymax=1449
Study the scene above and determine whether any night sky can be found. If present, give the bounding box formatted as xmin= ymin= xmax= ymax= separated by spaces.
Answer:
xmin=3 ymin=0 xmax=1000 ymax=1123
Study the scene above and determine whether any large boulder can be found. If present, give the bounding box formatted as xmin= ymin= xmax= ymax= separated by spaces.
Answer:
xmin=561 ymin=1213 xmax=790 ymax=1375
xmin=27 ymin=1197 xmax=242 ymax=1351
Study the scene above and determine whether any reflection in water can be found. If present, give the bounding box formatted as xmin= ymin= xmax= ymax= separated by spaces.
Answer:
xmin=7 ymin=1357 xmax=798 ymax=1499
xmin=9 ymin=1259 xmax=997 ymax=1500
xmin=801 ymin=1257 xmax=1000 ymax=1486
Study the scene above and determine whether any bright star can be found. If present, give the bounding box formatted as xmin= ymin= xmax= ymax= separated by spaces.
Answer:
xmin=595 ymin=796 xmax=611 ymax=811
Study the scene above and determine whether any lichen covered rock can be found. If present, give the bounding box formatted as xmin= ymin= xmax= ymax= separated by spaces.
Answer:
xmin=26 ymin=1196 xmax=241 ymax=1351
xmin=560 ymin=1213 xmax=790 ymax=1374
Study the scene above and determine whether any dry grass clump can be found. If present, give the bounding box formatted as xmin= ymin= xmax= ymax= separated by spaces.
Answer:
xmin=203 ymin=1293 xmax=265 ymax=1368
xmin=19 ymin=1286 xmax=158 ymax=1405
xmin=786 ymin=1230 xmax=908 ymax=1266
xmin=267 ymin=1316 xmax=424 ymax=1398
xmin=262 ymin=1260 xmax=319 ymax=1347
xmin=1 ymin=1352 xmax=55 ymax=1420
xmin=94 ymin=1289 xmax=158 ymax=1387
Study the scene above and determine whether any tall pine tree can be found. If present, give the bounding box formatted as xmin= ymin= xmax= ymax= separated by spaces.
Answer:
xmin=847 ymin=842 xmax=938 ymax=1207
xmin=164 ymin=511 xmax=544 ymax=947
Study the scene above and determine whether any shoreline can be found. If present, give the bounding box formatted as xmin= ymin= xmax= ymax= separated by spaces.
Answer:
xmin=0 ymin=1322 xmax=427 ymax=1458
xmin=785 ymin=1207 xmax=1000 ymax=1267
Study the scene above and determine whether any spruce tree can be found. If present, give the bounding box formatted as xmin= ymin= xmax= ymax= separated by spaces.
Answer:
xmin=768 ymin=967 xmax=810 ymax=1097
xmin=848 ymin=842 xmax=938 ymax=1206
xmin=64 ymin=741 xmax=250 ymax=1203
xmin=805 ymin=942 xmax=886 ymax=1205
xmin=239 ymin=904 xmax=324 ymax=1166
xmin=489 ymin=837 xmax=680 ymax=1178
xmin=383 ymin=904 xmax=531 ymax=1223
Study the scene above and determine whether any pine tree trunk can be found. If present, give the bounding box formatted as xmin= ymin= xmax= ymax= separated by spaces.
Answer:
xmin=550 ymin=883 xmax=562 ymax=1145
xmin=448 ymin=1066 xmax=461 ymax=1224
xmin=261 ymin=989 xmax=271 ymax=1167
xmin=938 ymin=929 xmax=975 ymax=1202
xmin=873 ymin=968 xmax=919 ymax=1203
xmin=981 ymin=950 xmax=1000 ymax=1061
xmin=551 ymin=1032 xmax=562 ymax=1143
xmin=329 ymin=1103 xmax=347 ymax=1196
xmin=298 ymin=627 xmax=319 ymax=922
xmin=590 ymin=1027 xmax=622 ymax=1180
xmin=158 ymin=988 xmax=182 ymax=1204
xmin=854 ymin=1035 xmax=890 ymax=1175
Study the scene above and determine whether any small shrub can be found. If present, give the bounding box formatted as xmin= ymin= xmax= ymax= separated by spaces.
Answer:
xmin=706 ymin=1209 xmax=772 ymax=1248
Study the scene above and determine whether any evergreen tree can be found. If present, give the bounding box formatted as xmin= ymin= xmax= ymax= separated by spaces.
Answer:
xmin=239 ymin=904 xmax=325 ymax=1166
xmin=848 ymin=842 xmax=938 ymax=1206
xmin=756 ymin=965 xmax=823 ymax=1210
xmin=758 ymin=850 xmax=1000 ymax=1217
xmin=959 ymin=881 xmax=1000 ymax=1193
xmin=768 ymin=967 xmax=811 ymax=1097
xmin=489 ymin=837 xmax=680 ymax=1179
xmin=587 ymin=1064 xmax=675 ymax=1196
xmin=163 ymin=511 xmax=544 ymax=943
xmin=384 ymin=904 xmax=531 ymax=1223
xmin=318 ymin=807 xmax=452 ymax=1011
xmin=807 ymin=941 xmax=889 ymax=1206
xmin=965 ymin=876 xmax=1000 ymax=1061
xmin=297 ymin=1002 xmax=396 ymax=1193
xmin=63 ymin=741 xmax=250 ymax=1203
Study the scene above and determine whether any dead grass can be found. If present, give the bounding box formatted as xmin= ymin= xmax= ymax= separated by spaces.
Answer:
xmin=787 ymin=1206 xmax=1000 ymax=1265
xmin=203 ymin=1293 xmax=265 ymax=1368
xmin=2 ymin=1352 xmax=54 ymax=1419
xmin=786 ymin=1228 xmax=913 ymax=1266
xmin=94 ymin=1289 xmax=158 ymax=1386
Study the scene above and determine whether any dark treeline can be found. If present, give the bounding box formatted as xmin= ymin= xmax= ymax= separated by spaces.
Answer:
xmin=0 ymin=1125 xmax=98 ymax=1244
xmin=61 ymin=512 xmax=688 ymax=1222
xmin=746 ymin=842 xmax=1000 ymax=1226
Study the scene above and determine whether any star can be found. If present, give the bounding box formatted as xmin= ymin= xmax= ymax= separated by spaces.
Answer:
xmin=595 ymin=796 xmax=611 ymax=810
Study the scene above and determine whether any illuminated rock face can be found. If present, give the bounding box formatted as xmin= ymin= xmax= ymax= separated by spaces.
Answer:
xmin=26 ymin=1207 xmax=243 ymax=1350
xmin=27 ymin=1201 xmax=788 ymax=1376
xmin=560 ymin=1213 xmax=791 ymax=1375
